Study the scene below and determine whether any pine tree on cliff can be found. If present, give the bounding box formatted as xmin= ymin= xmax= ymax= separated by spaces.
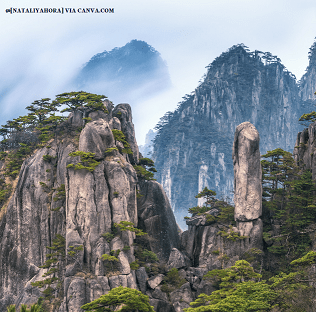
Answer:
xmin=80 ymin=286 xmax=154 ymax=312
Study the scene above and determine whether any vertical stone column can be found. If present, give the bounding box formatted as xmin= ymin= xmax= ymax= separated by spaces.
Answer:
xmin=233 ymin=122 xmax=263 ymax=247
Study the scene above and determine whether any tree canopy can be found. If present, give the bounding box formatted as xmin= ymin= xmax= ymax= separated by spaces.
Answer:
xmin=80 ymin=286 xmax=155 ymax=312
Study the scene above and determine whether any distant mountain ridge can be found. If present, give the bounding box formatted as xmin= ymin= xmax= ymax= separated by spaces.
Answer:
xmin=152 ymin=42 xmax=316 ymax=228
xmin=73 ymin=39 xmax=171 ymax=102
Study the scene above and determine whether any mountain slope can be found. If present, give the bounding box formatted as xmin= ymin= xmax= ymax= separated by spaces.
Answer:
xmin=152 ymin=44 xmax=315 ymax=227
xmin=73 ymin=39 xmax=171 ymax=101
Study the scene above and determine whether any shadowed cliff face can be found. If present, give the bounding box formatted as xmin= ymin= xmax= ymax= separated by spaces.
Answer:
xmin=0 ymin=104 xmax=180 ymax=310
xmin=152 ymin=44 xmax=315 ymax=227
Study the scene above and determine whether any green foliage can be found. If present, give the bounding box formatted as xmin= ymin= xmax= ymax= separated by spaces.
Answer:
xmin=130 ymin=261 xmax=140 ymax=270
xmin=136 ymin=189 xmax=143 ymax=198
xmin=111 ymin=129 xmax=133 ymax=154
xmin=0 ymin=151 xmax=7 ymax=161
xmin=299 ymin=93 xmax=316 ymax=127
xmin=186 ymin=187 xmax=234 ymax=225
xmin=161 ymin=268 xmax=186 ymax=293
xmin=123 ymin=245 xmax=130 ymax=252
xmin=141 ymin=249 xmax=159 ymax=263
xmin=261 ymin=148 xmax=316 ymax=263
xmin=101 ymin=253 xmax=119 ymax=272
xmin=185 ymin=280 xmax=275 ymax=312
xmin=290 ymin=250 xmax=316 ymax=267
xmin=56 ymin=91 xmax=108 ymax=115
xmin=134 ymin=158 xmax=157 ymax=181
xmin=67 ymin=151 xmax=100 ymax=172
xmin=132 ymin=242 xmax=163 ymax=276
xmin=261 ymin=148 xmax=295 ymax=200
xmin=187 ymin=261 xmax=266 ymax=311
xmin=0 ymin=180 xmax=12 ymax=208
xmin=42 ymin=154 xmax=56 ymax=162
xmin=133 ymin=165 xmax=155 ymax=181
xmin=6 ymin=303 xmax=43 ymax=312
xmin=114 ymin=221 xmax=147 ymax=236
xmin=241 ymin=248 xmax=264 ymax=264
xmin=185 ymin=258 xmax=314 ymax=312
xmin=105 ymin=147 xmax=118 ymax=153
xmin=83 ymin=117 xmax=92 ymax=123
xmin=31 ymin=234 xmax=65 ymax=302
xmin=80 ymin=286 xmax=154 ymax=311
xmin=138 ymin=158 xmax=157 ymax=173
xmin=68 ymin=245 xmax=83 ymax=257
xmin=218 ymin=225 xmax=248 ymax=241
xmin=4 ymin=144 xmax=33 ymax=178
xmin=53 ymin=184 xmax=66 ymax=202
xmin=101 ymin=232 xmax=115 ymax=243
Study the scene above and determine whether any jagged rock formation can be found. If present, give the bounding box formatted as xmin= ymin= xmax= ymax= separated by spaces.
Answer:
xmin=0 ymin=103 xmax=180 ymax=311
xmin=152 ymin=43 xmax=315 ymax=227
xmin=0 ymin=107 xmax=268 ymax=311
xmin=294 ymin=121 xmax=316 ymax=179
xmin=299 ymin=40 xmax=316 ymax=103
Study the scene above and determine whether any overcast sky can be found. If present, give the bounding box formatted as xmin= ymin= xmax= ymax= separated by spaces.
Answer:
xmin=1 ymin=0 xmax=316 ymax=144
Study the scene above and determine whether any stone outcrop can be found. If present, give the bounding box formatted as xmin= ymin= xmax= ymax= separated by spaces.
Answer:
xmin=179 ymin=122 xmax=263 ymax=281
xmin=232 ymin=122 xmax=263 ymax=250
xmin=0 ymin=103 xmax=180 ymax=311
xmin=137 ymin=180 xmax=180 ymax=260
xmin=233 ymin=122 xmax=262 ymax=222
xmin=152 ymin=43 xmax=315 ymax=228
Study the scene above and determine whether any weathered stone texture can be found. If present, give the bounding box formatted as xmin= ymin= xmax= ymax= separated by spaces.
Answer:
xmin=233 ymin=121 xmax=262 ymax=222
xmin=137 ymin=180 xmax=180 ymax=260
xmin=0 ymin=104 xmax=180 ymax=311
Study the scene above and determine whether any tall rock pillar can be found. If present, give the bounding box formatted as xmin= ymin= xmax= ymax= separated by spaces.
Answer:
xmin=233 ymin=122 xmax=263 ymax=248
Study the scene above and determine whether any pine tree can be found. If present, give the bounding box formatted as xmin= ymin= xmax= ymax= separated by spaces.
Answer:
xmin=80 ymin=286 xmax=154 ymax=311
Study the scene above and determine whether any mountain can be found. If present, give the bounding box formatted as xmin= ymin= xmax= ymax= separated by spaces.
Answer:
xmin=139 ymin=129 xmax=156 ymax=158
xmin=0 ymin=101 xmax=180 ymax=310
xmin=73 ymin=39 xmax=171 ymax=102
xmin=152 ymin=43 xmax=316 ymax=228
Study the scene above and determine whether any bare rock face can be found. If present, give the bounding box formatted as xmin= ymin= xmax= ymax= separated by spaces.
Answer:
xmin=167 ymin=248 xmax=191 ymax=270
xmin=233 ymin=121 xmax=262 ymax=222
xmin=113 ymin=104 xmax=139 ymax=164
xmin=137 ymin=180 xmax=181 ymax=260
xmin=233 ymin=122 xmax=263 ymax=251
xmin=79 ymin=119 xmax=116 ymax=160
xmin=0 ymin=104 xmax=180 ymax=311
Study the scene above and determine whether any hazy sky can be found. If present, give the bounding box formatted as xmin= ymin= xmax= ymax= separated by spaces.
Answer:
xmin=1 ymin=0 xmax=316 ymax=144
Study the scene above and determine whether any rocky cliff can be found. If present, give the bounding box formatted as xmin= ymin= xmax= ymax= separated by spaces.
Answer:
xmin=153 ymin=43 xmax=315 ymax=227
xmin=0 ymin=102 xmax=180 ymax=311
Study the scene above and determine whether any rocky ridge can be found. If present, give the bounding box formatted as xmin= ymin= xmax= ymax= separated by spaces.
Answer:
xmin=0 ymin=102 xmax=181 ymax=311
xmin=0 ymin=98 xmax=267 ymax=312
xmin=152 ymin=43 xmax=316 ymax=227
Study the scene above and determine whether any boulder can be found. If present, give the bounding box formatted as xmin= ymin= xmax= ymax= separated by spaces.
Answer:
xmin=147 ymin=274 xmax=164 ymax=289
xmin=152 ymin=287 xmax=169 ymax=302
xmin=170 ymin=282 xmax=195 ymax=311
xmin=138 ymin=180 xmax=181 ymax=260
xmin=135 ymin=267 xmax=148 ymax=293
xmin=150 ymin=299 xmax=176 ymax=312
xmin=167 ymin=248 xmax=191 ymax=270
